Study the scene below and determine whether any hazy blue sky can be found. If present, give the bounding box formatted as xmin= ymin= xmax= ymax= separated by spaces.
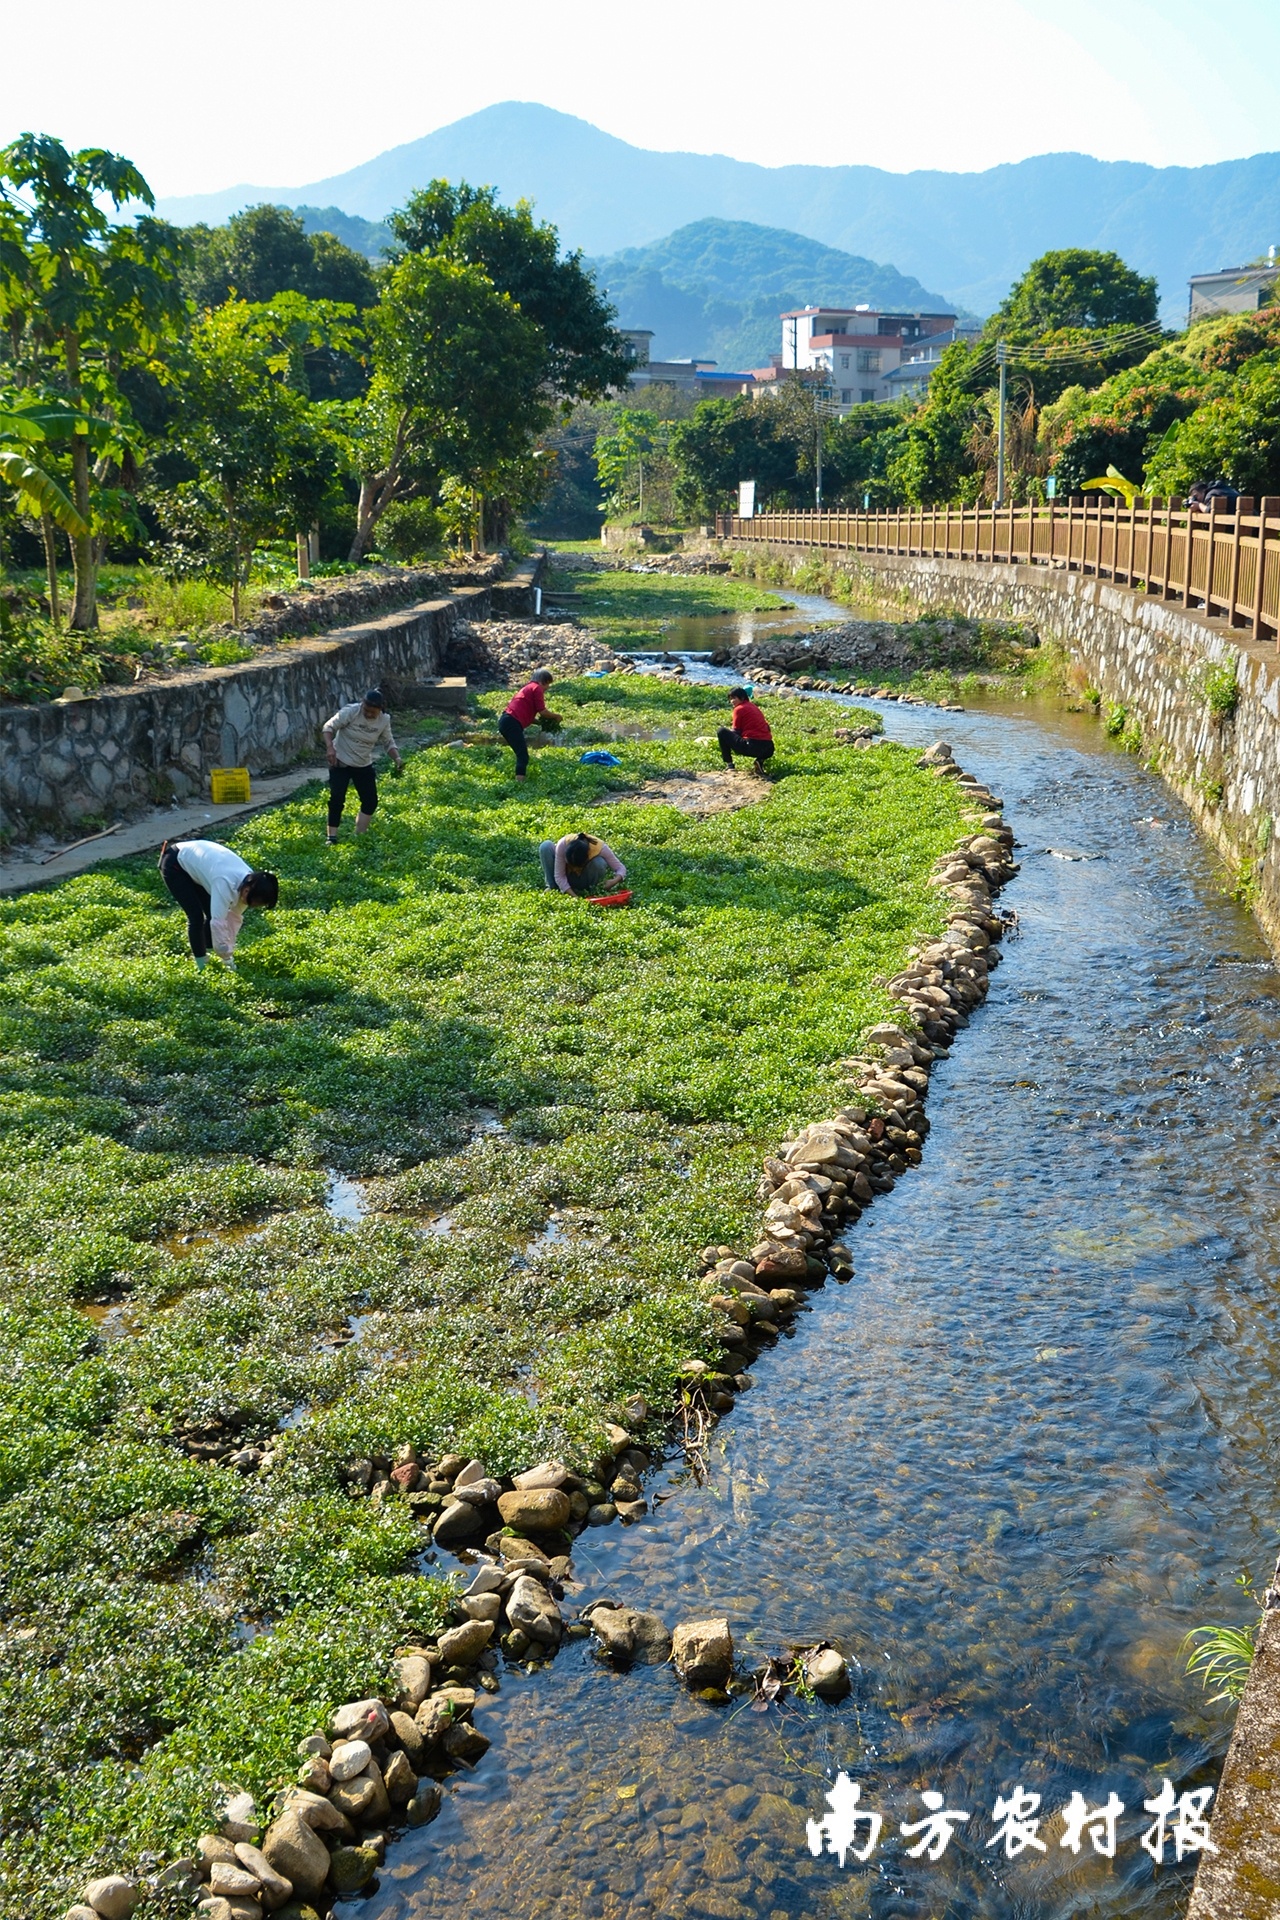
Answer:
xmin=3 ymin=0 xmax=1276 ymax=195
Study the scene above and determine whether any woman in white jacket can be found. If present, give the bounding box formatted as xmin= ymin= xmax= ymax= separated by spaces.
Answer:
xmin=159 ymin=839 xmax=279 ymax=969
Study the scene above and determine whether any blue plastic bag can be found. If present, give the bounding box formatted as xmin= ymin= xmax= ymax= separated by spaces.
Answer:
xmin=579 ymin=750 xmax=622 ymax=766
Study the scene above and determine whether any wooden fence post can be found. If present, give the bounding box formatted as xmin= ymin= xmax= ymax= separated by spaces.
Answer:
xmin=1228 ymin=500 xmax=1252 ymax=626
xmin=1254 ymin=500 xmax=1279 ymax=641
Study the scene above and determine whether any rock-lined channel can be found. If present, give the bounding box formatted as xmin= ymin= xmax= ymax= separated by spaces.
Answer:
xmin=350 ymin=682 xmax=1280 ymax=1920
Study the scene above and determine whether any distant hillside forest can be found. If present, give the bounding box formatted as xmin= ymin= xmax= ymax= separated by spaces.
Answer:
xmin=588 ymin=218 xmax=959 ymax=369
xmin=536 ymin=247 xmax=1280 ymax=533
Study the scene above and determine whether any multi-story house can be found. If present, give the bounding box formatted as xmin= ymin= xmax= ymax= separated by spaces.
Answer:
xmin=766 ymin=305 xmax=957 ymax=411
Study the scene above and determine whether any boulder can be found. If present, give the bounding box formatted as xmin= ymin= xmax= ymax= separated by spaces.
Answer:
xmin=496 ymin=1488 xmax=570 ymax=1531
xmin=433 ymin=1499 xmax=488 ymax=1547
xmin=383 ymin=1750 xmax=418 ymax=1808
xmin=328 ymin=1739 xmax=372 ymax=1784
xmin=405 ymin=1780 xmax=443 ymax=1827
xmin=464 ymin=1562 xmax=505 ymax=1596
xmin=436 ymin=1618 xmax=494 ymax=1666
xmin=396 ymin=1652 xmax=433 ymax=1709
xmin=222 ymin=1793 xmax=258 ymax=1842
xmin=233 ymin=1843 xmax=293 ymax=1909
xmin=803 ymin=1646 xmax=851 ymax=1700
xmin=390 ymin=1707 xmax=429 ymax=1769
xmin=628 ymin=1610 xmax=673 ymax=1663
xmin=198 ymin=1835 xmax=240 ymax=1870
xmin=329 ymin=1698 xmax=389 ymax=1744
xmin=83 ymin=1880 xmax=140 ymax=1920
xmin=452 ymin=1459 xmax=488 ymax=1488
xmin=506 ymin=1572 xmax=562 ymax=1645
xmin=511 ymin=1462 xmax=567 ymax=1491
xmin=443 ymin=1720 xmax=491 ymax=1764
xmin=261 ymin=1812 xmax=330 ymax=1901
xmin=209 ymin=1864 xmax=262 ymax=1899
xmin=462 ymin=1591 xmax=501 ymax=1623
xmin=327 ymin=1846 xmax=378 ymax=1895
xmin=280 ymin=1790 xmax=348 ymax=1835
xmin=586 ymin=1603 xmax=635 ymax=1661
xmin=672 ymin=1618 xmax=734 ymax=1688
xmin=329 ymin=1760 xmax=391 ymax=1826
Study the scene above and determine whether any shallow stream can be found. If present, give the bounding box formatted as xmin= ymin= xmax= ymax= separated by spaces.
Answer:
xmin=370 ymin=683 xmax=1280 ymax=1920
xmin=638 ymin=587 xmax=851 ymax=651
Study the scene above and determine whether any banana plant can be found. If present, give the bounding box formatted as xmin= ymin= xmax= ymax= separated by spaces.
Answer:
xmin=0 ymin=397 xmax=88 ymax=535
xmin=1081 ymin=464 xmax=1141 ymax=506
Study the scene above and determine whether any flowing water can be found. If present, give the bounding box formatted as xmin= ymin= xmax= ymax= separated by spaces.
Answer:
xmin=369 ymin=683 xmax=1280 ymax=1920
xmin=636 ymin=587 xmax=852 ymax=652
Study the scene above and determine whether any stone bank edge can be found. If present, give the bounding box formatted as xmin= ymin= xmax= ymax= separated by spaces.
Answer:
xmin=62 ymin=741 xmax=1015 ymax=1920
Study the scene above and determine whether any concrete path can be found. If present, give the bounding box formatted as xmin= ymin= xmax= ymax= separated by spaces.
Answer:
xmin=0 ymin=763 xmax=326 ymax=898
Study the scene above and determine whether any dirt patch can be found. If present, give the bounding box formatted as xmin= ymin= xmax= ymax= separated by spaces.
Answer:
xmin=595 ymin=767 xmax=770 ymax=815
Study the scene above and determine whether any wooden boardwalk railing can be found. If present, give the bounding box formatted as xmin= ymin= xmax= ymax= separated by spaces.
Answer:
xmin=715 ymin=497 xmax=1280 ymax=644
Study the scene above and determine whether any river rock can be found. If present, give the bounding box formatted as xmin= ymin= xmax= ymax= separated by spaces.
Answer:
xmin=233 ymin=1842 xmax=293 ymax=1907
xmin=465 ymin=1561 xmax=505 ymax=1595
xmin=451 ymin=1476 xmax=502 ymax=1506
xmin=199 ymin=1834 xmax=241 ymax=1870
xmin=396 ymin=1652 xmax=433 ymax=1709
xmin=329 ymin=1698 xmax=389 ymax=1744
xmin=496 ymin=1488 xmax=570 ymax=1531
xmin=452 ymin=1459 xmax=488 ymax=1488
xmin=383 ymin=1749 xmax=418 ymax=1807
xmin=507 ymin=1572 xmax=562 ymax=1644
xmin=296 ymin=1755 xmax=331 ymax=1794
xmin=672 ymin=1618 xmax=734 ymax=1687
xmin=605 ymin=1422 xmax=632 ymax=1455
xmin=327 ymin=1846 xmax=378 ymax=1895
xmin=209 ymin=1863 xmax=262 ymax=1898
xmin=66 ymin=1909 xmax=99 ymax=1920
xmin=443 ymin=1720 xmax=491 ymax=1764
xmin=84 ymin=1881 xmax=140 ymax=1920
xmin=390 ymin=1708 xmax=428 ymax=1769
xmin=405 ymin=1780 xmax=443 ymax=1827
xmin=437 ymin=1618 xmax=494 ymax=1666
xmin=281 ymin=1790 xmax=348 ymax=1834
xmin=629 ymin=1610 xmax=673 ymax=1662
xmin=433 ymin=1499 xmax=488 ymax=1546
xmin=273 ymin=1906 xmax=321 ymax=1920
xmin=586 ymin=1602 xmax=635 ymax=1660
xmin=222 ymin=1793 xmax=258 ymax=1842
xmin=261 ymin=1812 xmax=330 ymax=1900
xmin=328 ymin=1739 xmax=372 ymax=1783
xmin=587 ymin=1502 xmax=616 ymax=1526
xmin=462 ymin=1591 xmax=501 ymax=1623
xmin=512 ymin=1461 xmax=567 ymax=1490
xmin=296 ymin=1734 xmax=331 ymax=1759
xmin=804 ymin=1646 xmax=851 ymax=1699
xmin=329 ymin=1765 xmax=390 ymax=1826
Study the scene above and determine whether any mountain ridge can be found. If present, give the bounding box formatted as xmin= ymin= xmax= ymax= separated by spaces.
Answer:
xmin=154 ymin=101 xmax=1280 ymax=316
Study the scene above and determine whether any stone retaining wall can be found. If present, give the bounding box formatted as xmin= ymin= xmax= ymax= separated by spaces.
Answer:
xmin=1 ymin=597 xmax=458 ymax=833
xmin=728 ymin=542 xmax=1280 ymax=953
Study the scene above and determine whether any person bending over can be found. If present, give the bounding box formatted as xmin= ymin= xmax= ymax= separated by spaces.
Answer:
xmin=323 ymin=688 xmax=402 ymax=842
xmin=500 ymin=669 xmax=560 ymax=780
xmin=539 ymin=831 xmax=626 ymax=896
xmin=718 ymin=686 xmax=774 ymax=776
xmin=160 ymin=838 xmax=278 ymax=970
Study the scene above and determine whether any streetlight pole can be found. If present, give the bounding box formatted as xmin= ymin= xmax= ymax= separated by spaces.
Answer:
xmin=995 ymin=341 xmax=1008 ymax=509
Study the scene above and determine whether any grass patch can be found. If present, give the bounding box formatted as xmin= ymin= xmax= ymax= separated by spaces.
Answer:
xmin=0 ymin=675 xmax=964 ymax=1913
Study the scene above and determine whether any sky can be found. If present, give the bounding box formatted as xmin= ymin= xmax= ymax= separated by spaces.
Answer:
xmin=1 ymin=0 xmax=1276 ymax=196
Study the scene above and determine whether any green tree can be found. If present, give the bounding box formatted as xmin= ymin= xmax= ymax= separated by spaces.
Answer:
xmin=161 ymin=294 xmax=357 ymax=617
xmin=347 ymin=252 xmax=547 ymax=560
xmin=1145 ymin=349 xmax=1280 ymax=498
xmin=183 ymin=204 xmax=377 ymax=312
xmin=669 ymin=393 xmax=798 ymax=516
xmin=387 ymin=182 xmax=633 ymax=401
xmin=0 ymin=135 xmax=187 ymax=630
xmin=595 ymin=408 xmax=667 ymax=518
xmin=992 ymin=248 xmax=1159 ymax=340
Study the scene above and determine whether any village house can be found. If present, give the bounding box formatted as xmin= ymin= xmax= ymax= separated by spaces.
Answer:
xmin=757 ymin=305 xmax=958 ymax=411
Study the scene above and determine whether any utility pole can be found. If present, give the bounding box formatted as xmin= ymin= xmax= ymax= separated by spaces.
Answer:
xmin=815 ymin=412 xmax=823 ymax=510
xmin=995 ymin=341 xmax=1008 ymax=509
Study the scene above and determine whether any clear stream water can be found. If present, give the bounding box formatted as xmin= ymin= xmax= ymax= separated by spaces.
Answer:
xmin=638 ymin=587 xmax=852 ymax=651
xmin=367 ymin=681 xmax=1280 ymax=1920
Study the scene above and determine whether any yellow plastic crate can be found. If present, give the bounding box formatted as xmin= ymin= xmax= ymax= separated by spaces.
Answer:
xmin=210 ymin=766 xmax=251 ymax=805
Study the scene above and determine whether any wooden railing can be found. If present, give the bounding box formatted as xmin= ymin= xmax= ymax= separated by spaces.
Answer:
xmin=714 ymin=496 xmax=1280 ymax=644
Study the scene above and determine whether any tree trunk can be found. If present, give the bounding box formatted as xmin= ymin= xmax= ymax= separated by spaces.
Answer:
xmin=40 ymin=515 xmax=61 ymax=629
xmin=347 ymin=413 xmax=411 ymax=562
xmin=296 ymin=531 xmax=311 ymax=579
xmin=228 ymin=494 xmax=241 ymax=625
xmin=63 ymin=331 xmax=98 ymax=632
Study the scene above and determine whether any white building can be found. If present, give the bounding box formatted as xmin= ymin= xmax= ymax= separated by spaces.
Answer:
xmin=1188 ymin=258 xmax=1278 ymax=322
xmin=767 ymin=305 xmax=957 ymax=411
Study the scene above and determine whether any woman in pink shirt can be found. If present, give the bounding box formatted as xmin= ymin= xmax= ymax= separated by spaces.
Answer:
xmin=499 ymin=669 xmax=560 ymax=780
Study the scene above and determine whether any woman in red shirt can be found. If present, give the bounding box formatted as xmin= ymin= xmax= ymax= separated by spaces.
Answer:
xmin=499 ymin=669 xmax=560 ymax=780
xmin=718 ymin=687 xmax=774 ymax=776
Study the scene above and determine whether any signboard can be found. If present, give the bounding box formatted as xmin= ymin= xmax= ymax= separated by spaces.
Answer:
xmin=1045 ymin=476 xmax=1057 ymax=499
xmin=738 ymin=480 xmax=756 ymax=519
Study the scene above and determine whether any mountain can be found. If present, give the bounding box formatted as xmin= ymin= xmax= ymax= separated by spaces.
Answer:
xmin=590 ymin=219 xmax=957 ymax=367
xmin=155 ymin=101 xmax=1280 ymax=317
xmin=295 ymin=205 xmax=393 ymax=260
